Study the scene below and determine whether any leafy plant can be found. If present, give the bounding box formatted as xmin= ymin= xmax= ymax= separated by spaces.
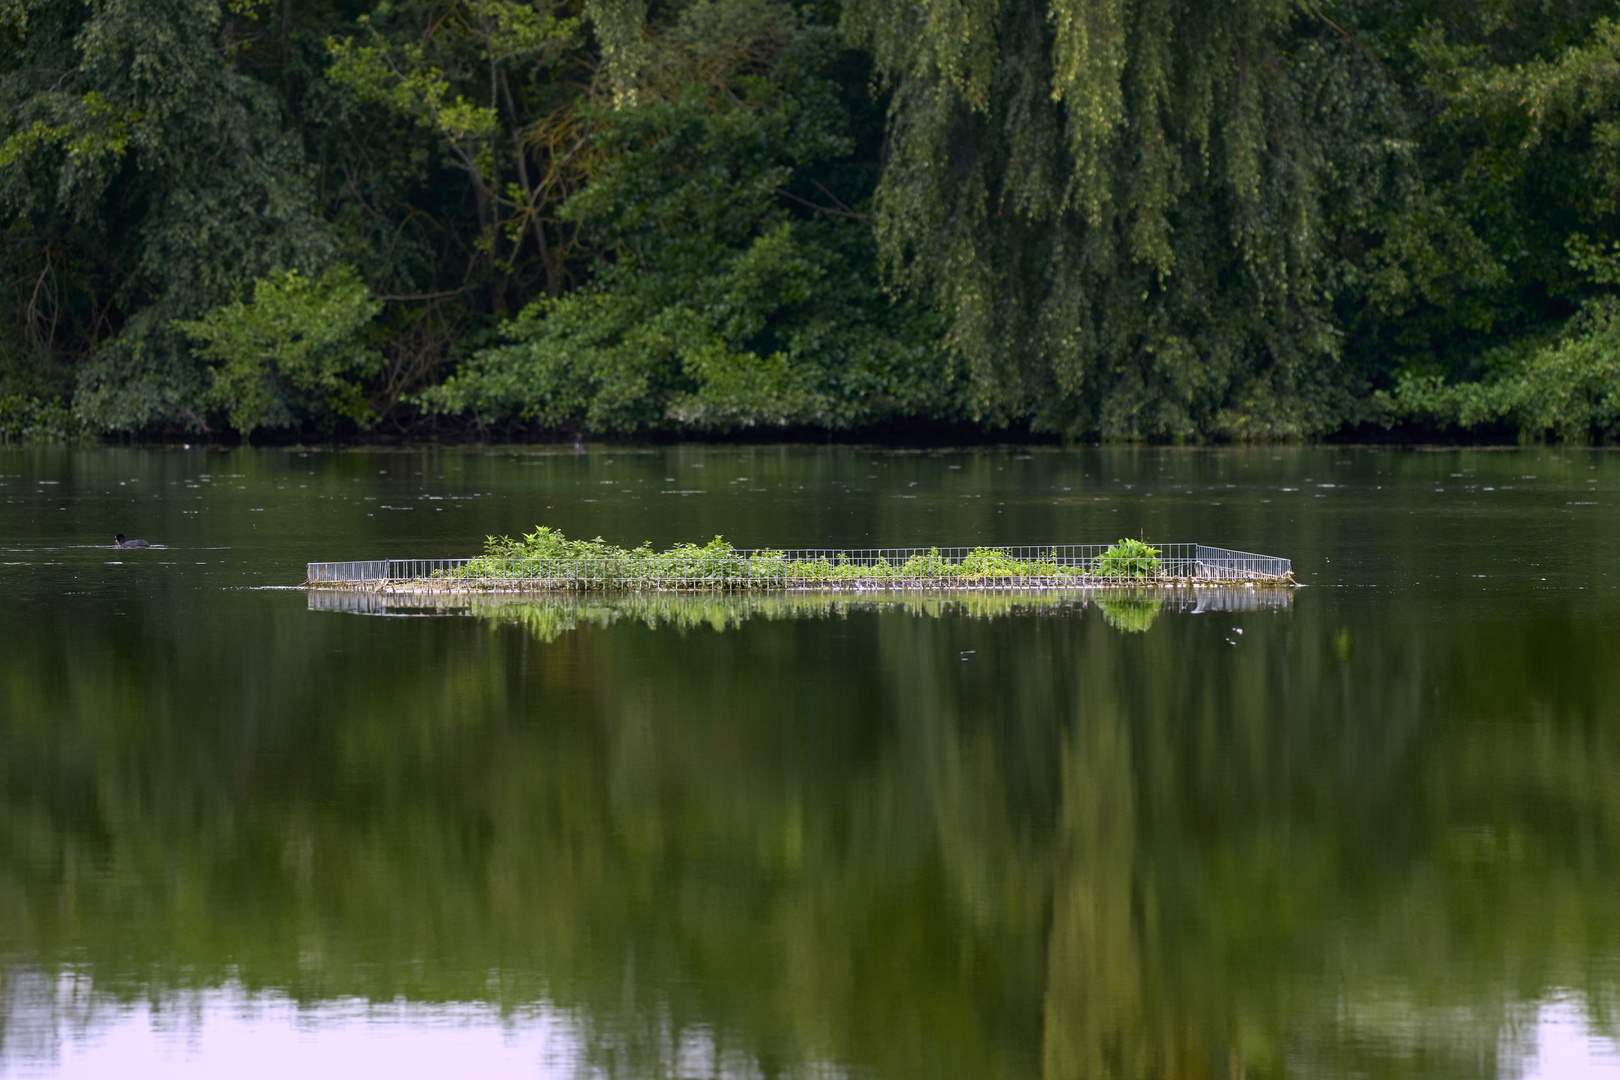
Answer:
xmin=0 ymin=393 xmax=77 ymax=442
xmin=449 ymin=528 xmax=1087 ymax=588
xmin=175 ymin=266 xmax=383 ymax=439
xmin=1092 ymin=539 xmax=1163 ymax=580
xmin=1390 ymin=295 xmax=1620 ymax=443
xmin=464 ymin=527 xmax=753 ymax=585
xmin=325 ymin=0 xmax=586 ymax=299
xmin=422 ymin=9 xmax=952 ymax=434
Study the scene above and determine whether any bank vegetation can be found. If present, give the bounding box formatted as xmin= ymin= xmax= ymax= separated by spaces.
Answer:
xmin=3 ymin=0 xmax=1619 ymax=443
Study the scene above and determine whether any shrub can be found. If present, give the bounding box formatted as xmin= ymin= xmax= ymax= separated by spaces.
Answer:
xmin=1092 ymin=539 xmax=1162 ymax=579
xmin=175 ymin=266 xmax=382 ymax=439
xmin=0 ymin=394 xmax=78 ymax=442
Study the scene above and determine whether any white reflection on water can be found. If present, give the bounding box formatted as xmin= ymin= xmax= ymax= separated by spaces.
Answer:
xmin=1 ymin=975 xmax=577 ymax=1078
xmin=1322 ymin=988 xmax=1620 ymax=1080
xmin=1510 ymin=993 xmax=1620 ymax=1080
xmin=2 ymin=969 xmax=1616 ymax=1079
xmin=0 ymin=972 xmax=848 ymax=1080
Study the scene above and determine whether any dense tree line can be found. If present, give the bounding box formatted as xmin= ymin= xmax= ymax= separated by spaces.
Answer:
xmin=2 ymin=0 xmax=1618 ymax=442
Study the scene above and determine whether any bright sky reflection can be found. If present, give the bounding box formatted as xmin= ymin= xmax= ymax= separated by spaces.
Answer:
xmin=3 ymin=981 xmax=581 ymax=1080
xmin=3 ymin=978 xmax=1617 ymax=1079
xmin=1515 ymin=994 xmax=1620 ymax=1080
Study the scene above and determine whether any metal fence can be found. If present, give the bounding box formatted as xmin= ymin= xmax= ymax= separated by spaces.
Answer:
xmin=309 ymin=583 xmax=1295 ymax=619
xmin=306 ymin=543 xmax=1291 ymax=592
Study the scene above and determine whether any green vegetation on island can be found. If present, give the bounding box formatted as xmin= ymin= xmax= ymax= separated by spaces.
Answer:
xmin=1091 ymin=538 xmax=1162 ymax=580
xmin=304 ymin=529 xmax=1274 ymax=589
xmin=450 ymin=525 xmax=1123 ymax=587
xmin=5 ymin=0 xmax=1620 ymax=443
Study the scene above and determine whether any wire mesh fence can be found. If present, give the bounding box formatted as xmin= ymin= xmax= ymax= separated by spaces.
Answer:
xmin=306 ymin=543 xmax=1291 ymax=593
xmin=308 ymin=583 xmax=1295 ymax=620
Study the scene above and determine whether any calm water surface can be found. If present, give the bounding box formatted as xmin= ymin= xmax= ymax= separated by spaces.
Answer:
xmin=1 ymin=444 xmax=1618 ymax=1079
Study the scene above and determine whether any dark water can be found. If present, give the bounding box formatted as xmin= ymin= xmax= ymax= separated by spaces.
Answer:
xmin=1 ymin=444 xmax=1618 ymax=1079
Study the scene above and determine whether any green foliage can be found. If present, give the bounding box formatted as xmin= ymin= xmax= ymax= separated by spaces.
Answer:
xmin=1390 ymin=296 xmax=1620 ymax=442
xmin=841 ymin=0 xmax=1376 ymax=439
xmin=1345 ymin=3 xmax=1620 ymax=406
xmin=175 ymin=267 xmax=383 ymax=438
xmin=324 ymin=0 xmax=586 ymax=301
xmin=1383 ymin=50 xmax=1620 ymax=447
xmin=483 ymin=523 xmax=621 ymax=561
xmin=423 ymin=2 xmax=953 ymax=433
xmin=408 ymin=527 xmax=1297 ymax=590
xmin=0 ymin=392 xmax=76 ymax=441
xmin=0 ymin=0 xmax=334 ymax=431
xmin=448 ymin=527 xmax=1090 ymax=587
xmin=470 ymin=526 xmax=755 ymax=582
xmin=1092 ymin=539 xmax=1162 ymax=580
xmin=6 ymin=0 xmax=1620 ymax=441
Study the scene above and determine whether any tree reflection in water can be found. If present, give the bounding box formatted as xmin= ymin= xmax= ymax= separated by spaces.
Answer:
xmin=1 ymin=583 xmax=1617 ymax=1080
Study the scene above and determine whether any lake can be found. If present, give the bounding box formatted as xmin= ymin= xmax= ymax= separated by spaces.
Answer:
xmin=2 ymin=444 xmax=1618 ymax=1079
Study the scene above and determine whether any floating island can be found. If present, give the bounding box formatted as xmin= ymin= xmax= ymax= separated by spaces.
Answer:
xmin=306 ymin=529 xmax=1294 ymax=594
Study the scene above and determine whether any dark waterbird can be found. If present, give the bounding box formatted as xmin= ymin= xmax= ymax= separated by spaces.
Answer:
xmin=114 ymin=533 xmax=150 ymax=549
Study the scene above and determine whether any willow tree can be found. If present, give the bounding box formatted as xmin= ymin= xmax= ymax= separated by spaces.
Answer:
xmin=843 ymin=0 xmax=1395 ymax=438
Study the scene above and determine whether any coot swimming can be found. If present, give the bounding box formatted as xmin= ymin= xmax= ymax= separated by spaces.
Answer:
xmin=114 ymin=533 xmax=150 ymax=549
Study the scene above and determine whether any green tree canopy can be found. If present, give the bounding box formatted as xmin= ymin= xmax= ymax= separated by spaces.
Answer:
xmin=0 ymin=0 xmax=333 ymax=430
xmin=427 ymin=1 xmax=953 ymax=433
xmin=175 ymin=265 xmax=383 ymax=438
xmin=840 ymin=0 xmax=1405 ymax=438
xmin=5 ymin=0 xmax=1620 ymax=441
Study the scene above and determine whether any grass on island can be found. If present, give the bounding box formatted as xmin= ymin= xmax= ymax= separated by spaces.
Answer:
xmin=438 ymin=527 xmax=1166 ymax=588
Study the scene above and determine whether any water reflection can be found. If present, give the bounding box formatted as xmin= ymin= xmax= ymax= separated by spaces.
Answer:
xmin=3 ymin=445 xmax=1619 ymax=1079
xmin=1094 ymin=591 xmax=1162 ymax=632
xmin=0 ymin=972 xmax=584 ymax=1079
xmin=4 ymin=978 xmax=1617 ymax=1079
xmin=7 ymin=586 xmax=1617 ymax=1079
xmin=304 ymin=584 xmax=1293 ymax=641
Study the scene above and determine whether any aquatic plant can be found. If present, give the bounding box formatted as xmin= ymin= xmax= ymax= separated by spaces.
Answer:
xmin=1092 ymin=539 xmax=1163 ymax=580
xmin=321 ymin=529 xmax=1295 ymax=592
xmin=449 ymin=528 xmax=1079 ymax=588
xmin=463 ymin=529 xmax=757 ymax=584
